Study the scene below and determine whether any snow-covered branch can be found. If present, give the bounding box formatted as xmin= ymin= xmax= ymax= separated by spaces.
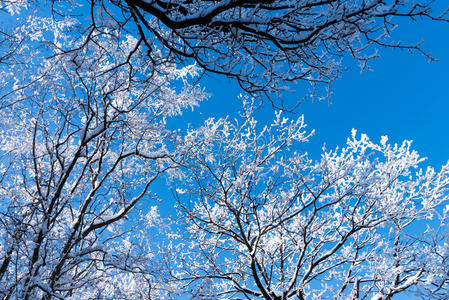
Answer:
xmin=173 ymin=106 xmax=449 ymax=299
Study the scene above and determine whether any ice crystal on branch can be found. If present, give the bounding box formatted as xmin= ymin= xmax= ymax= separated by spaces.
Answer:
xmin=7 ymin=0 xmax=447 ymax=105
xmin=173 ymin=107 xmax=449 ymax=299
xmin=0 ymin=8 xmax=207 ymax=299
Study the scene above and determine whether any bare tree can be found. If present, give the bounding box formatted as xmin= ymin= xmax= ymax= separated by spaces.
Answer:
xmin=173 ymin=100 xmax=449 ymax=299
xmin=4 ymin=0 xmax=448 ymax=101
xmin=121 ymin=0 xmax=449 ymax=95
xmin=0 ymin=11 xmax=207 ymax=299
xmin=1 ymin=1 xmax=449 ymax=299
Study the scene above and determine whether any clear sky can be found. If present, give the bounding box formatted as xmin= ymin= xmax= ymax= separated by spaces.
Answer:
xmin=163 ymin=10 xmax=449 ymax=299
xmin=183 ymin=10 xmax=449 ymax=171
xmin=2 ymin=3 xmax=447 ymax=299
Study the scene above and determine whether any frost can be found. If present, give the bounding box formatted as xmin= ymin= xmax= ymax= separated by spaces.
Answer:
xmin=145 ymin=206 xmax=160 ymax=226
xmin=0 ymin=0 xmax=448 ymax=298
xmin=173 ymin=108 xmax=449 ymax=299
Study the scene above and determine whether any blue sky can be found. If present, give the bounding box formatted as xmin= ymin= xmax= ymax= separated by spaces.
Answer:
xmin=158 ymin=9 xmax=449 ymax=299
xmin=185 ymin=12 xmax=449 ymax=170
xmin=1 ymin=3 xmax=447 ymax=299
